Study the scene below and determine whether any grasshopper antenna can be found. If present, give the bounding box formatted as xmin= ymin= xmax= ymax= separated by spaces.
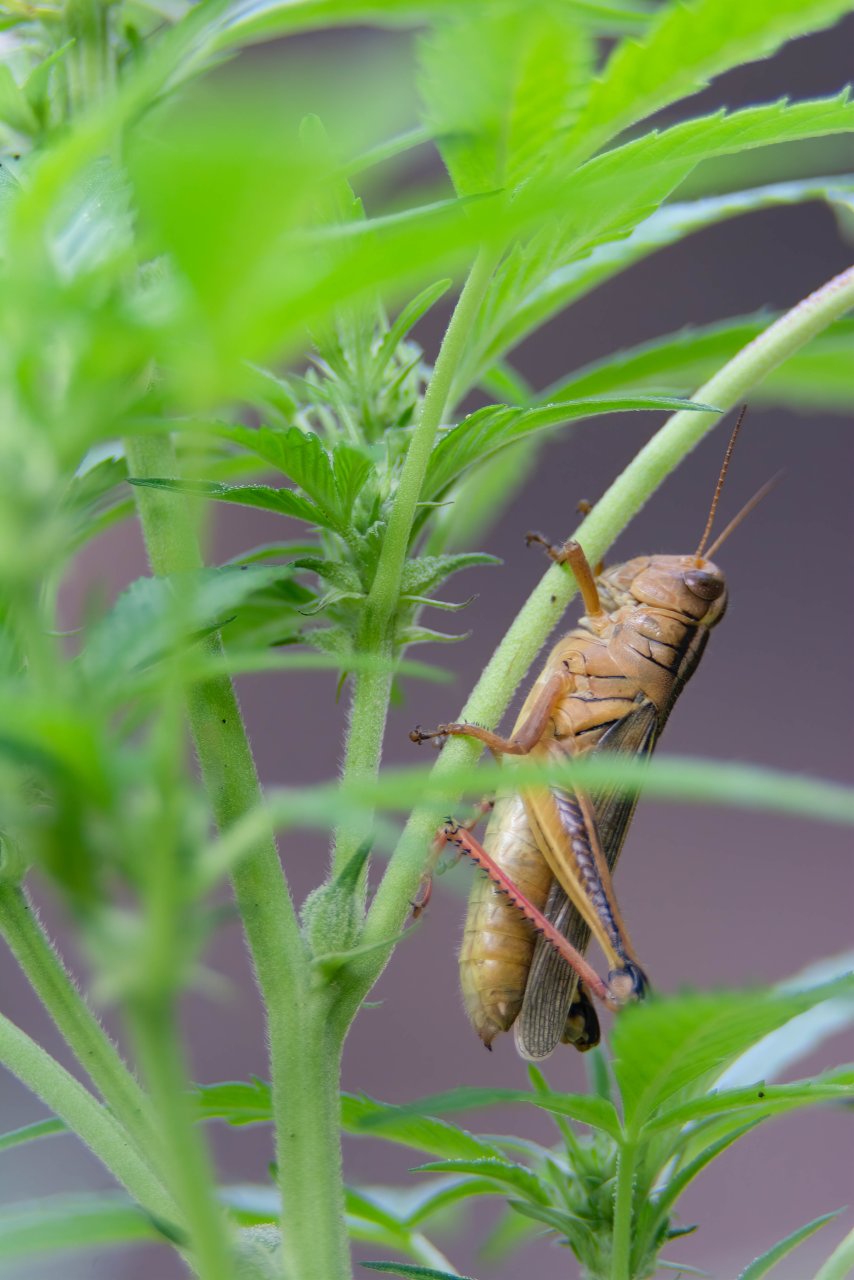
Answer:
xmin=695 ymin=404 xmax=747 ymax=564
xmin=704 ymin=471 xmax=782 ymax=560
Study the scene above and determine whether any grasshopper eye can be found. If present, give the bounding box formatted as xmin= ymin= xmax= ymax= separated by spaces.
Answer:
xmin=684 ymin=568 xmax=724 ymax=601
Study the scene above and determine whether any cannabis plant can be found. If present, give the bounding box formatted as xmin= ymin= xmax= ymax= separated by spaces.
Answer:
xmin=0 ymin=1 xmax=852 ymax=1279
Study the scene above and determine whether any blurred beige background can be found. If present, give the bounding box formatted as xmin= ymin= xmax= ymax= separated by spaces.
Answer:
xmin=2 ymin=15 xmax=853 ymax=1280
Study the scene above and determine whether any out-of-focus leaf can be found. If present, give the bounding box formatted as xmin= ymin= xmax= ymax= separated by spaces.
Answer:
xmin=343 ymin=1094 xmax=504 ymax=1162
xmin=209 ymin=0 xmax=653 ymax=55
xmin=357 ymin=1085 xmax=621 ymax=1140
xmin=0 ymin=1192 xmax=162 ymax=1260
xmin=461 ymin=93 xmax=854 ymax=387
xmin=564 ymin=0 xmax=854 ymax=161
xmin=715 ymin=952 xmax=854 ymax=1089
xmin=478 ymin=180 xmax=854 ymax=376
xmin=612 ymin=977 xmax=854 ymax=1130
xmin=197 ymin=1078 xmax=272 ymax=1126
xmin=0 ymin=1118 xmax=65 ymax=1152
xmin=80 ymin=565 xmax=299 ymax=688
xmin=542 ymin=314 xmax=854 ymax=411
xmin=361 ymin=1264 xmax=478 ymax=1280
xmin=419 ymin=5 xmax=593 ymax=196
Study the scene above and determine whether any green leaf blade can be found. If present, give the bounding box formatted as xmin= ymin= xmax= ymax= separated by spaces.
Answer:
xmin=737 ymin=1210 xmax=841 ymax=1280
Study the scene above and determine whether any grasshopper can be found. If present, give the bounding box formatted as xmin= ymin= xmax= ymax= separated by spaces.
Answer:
xmin=413 ymin=410 xmax=768 ymax=1058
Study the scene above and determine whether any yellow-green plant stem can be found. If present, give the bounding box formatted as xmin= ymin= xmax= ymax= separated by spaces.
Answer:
xmin=611 ymin=1139 xmax=638 ymax=1280
xmin=345 ymin=263 xmax=854 ymax=1013
xmin=0 ymin=1009 xmax=179 ymax=1230
xmin=0 ymin=884 xmax=162 ymax=1170
xmin=332 ymin=246 xmax=500 ymax=879
xmin=125 ymin=433 xmax=351 ymax=1280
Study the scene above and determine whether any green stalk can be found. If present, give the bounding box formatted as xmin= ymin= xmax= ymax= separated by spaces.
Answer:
xmin=130 ymin=1002 xmax=232 ymax=1280
xmin=332 ymin=246 xmax=500 ymax=878
xmin=364 ymin=247 xmax=500 ymax=632
xmin=278 ymin=996 xmax=348 ymax=1280
xmin=0 ymin=1009 xmax=178 ymax=1230
xmin=349 ymin=263 xmax=854 ymax=1006
xmin=611 ymin=1138 xmax=638 ymax=1280
xmin=0 ymin=884 xmax=162 ymax=1170
xmin=125 ymin=433 xmax=350 ymax=1276
xmin=63 ymin=0 xmax=113 ymax=116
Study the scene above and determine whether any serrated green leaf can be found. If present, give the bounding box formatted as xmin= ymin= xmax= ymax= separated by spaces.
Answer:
xmin=737 ymin=1210 xmax=841 ymax=1280
xmin=461 ymin=93 xmax=854 ymax=387
xmin=400 ymin=554 xmax=500 ymax=597
xmin=418 ymin=6 xmax=593 ymax=196
xmin=128 ymin=477 xmax=334 ymax=531
xmin=565 ymin=0 xmax=854 ymax=160
xmin=543 ymin=313 xmax=854 ymax=411
xmin=423 ymin=396 xmax=716 ymax=500
xmin=291 ymin=557 xmax=363 ymax=592
xmin=410 ymin=1158 xmax=549 ymax=1205
xmin=612 ymin=978 xmax=854 ymax=1130
xmin=332 ymin=442 xmax=373 ymax=513
xmin=0 ymin=1192 xmax=162 ymax=1260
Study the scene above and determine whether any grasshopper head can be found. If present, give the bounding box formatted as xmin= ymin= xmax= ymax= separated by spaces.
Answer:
xmin=598 ymin=555 xmax=728 ymax=628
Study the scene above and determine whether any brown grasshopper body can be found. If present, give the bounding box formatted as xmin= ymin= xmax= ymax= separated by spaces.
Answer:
xmin=458 ymin=551 xmax=727 ymax=1058
xmin=413 ymin=412 xmax=758 ymax=1059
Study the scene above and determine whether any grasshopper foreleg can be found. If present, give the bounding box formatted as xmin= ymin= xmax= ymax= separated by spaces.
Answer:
xmin=412 ymin=798 xmax=494 ymax=918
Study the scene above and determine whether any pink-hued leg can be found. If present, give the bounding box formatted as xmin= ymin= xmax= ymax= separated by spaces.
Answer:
xmin=442 ymin=819 xmax=620 ymax=1011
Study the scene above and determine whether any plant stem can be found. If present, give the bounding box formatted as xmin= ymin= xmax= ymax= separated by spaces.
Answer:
xmin=350 ymin=263 xmax=854 ymax=1006
xmin=364 ymin=246 xmax=500 ymax=633
xmin=332 ymin=246 xmax=499 ymax=877
xmin=0 ymin=884 xmax=161 ymax=1168
xmin=611 ymin=1138 xmax=638 ymax=1280
xmin=129 ymin=1001 xmax=232 ymax=1280
xmin=278 ymin=994 xmax=349 ymax=1280
xmin=125 ymin=433 xmax=350 ymax=1276
xmin=0 ymin=1009 xmax=178 ymax=1230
